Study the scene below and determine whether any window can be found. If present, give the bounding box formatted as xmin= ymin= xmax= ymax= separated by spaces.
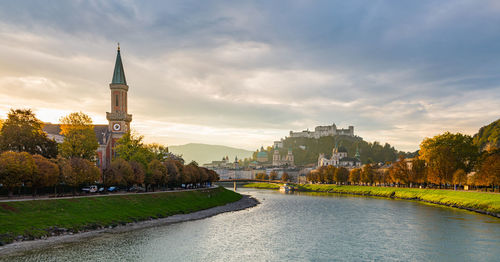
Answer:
xmin=115 ymin=94 xmax=119 ymax=106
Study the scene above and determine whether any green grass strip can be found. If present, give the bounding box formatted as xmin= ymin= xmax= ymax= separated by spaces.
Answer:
xmin=244 ymin=183 xmax=500 ymax=216
xmin=0 ymin=187 xmax=241 ymax=244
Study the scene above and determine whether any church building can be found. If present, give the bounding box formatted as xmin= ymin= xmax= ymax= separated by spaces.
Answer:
xmin=99 ymin=45 xmax=133 ymax=169
xmin=317 ymin=143 xmax=361 ymax=169
xmin=44 ymin=46 xmax=132 ymax=170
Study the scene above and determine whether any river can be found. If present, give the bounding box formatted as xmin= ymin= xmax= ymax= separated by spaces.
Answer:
xmin=2 ymin=188 xmax=500 ymax=261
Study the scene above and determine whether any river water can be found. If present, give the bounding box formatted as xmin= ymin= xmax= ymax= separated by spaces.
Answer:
xmin=3 ymin=188 xmax=500 ymax=262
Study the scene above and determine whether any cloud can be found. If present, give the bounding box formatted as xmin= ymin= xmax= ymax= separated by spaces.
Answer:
xmin=0 ymin=0 xmax=499 ymax=152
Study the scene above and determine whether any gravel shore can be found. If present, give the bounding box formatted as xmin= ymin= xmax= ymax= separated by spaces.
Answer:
xmin=0 ymin=194 xmax=259 ymax=256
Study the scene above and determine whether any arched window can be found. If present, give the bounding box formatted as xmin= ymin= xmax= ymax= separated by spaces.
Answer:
xmin=115 ymin=94 xmax=119 ymax=106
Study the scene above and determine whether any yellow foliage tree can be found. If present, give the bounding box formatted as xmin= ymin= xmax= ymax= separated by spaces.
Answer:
xmin=0 ymin=151 xmax=35 ymax=197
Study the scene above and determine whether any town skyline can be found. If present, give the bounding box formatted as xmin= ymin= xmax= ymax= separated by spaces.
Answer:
xmin=1 ymin=1 xmax=499 ymax=151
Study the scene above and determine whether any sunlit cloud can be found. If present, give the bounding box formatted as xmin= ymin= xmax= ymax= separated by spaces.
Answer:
xmin=0 ymin=0 xmax=499 ymax=152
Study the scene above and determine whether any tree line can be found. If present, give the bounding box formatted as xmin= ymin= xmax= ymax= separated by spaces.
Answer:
xmin=307 ymin=132 xmax=500 ymax=190
xmin=0 ymin=109 xmax=219 ymax=197
xmin=255 ymin=171 xmax=290 ymax=182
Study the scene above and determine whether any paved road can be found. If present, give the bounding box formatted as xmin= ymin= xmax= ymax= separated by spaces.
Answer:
xmin=0 ymin=187 xmax=216 ymax=203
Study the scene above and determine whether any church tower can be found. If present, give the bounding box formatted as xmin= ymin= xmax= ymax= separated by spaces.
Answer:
xmin=106 ymin=44 xmax=132 ymax=157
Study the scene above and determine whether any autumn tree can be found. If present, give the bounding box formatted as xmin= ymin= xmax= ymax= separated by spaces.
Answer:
xmin=452 ymin=169 xmax=467 ymax=190
xmin=334 ymin=167 xmax=349 ymax=185
xmin=0 ymin=109 xmax=57 ymax=158
xmin=325 ymin=165 xmax=336 ymax=184
xmin=129 ymin=161 xmax=145 ymax=186
xmin=476 ymin=150 xmax=500 ymax=189
xmin=58 ymin=112 xmax=98 ymax=161
xmin=349 ymin=168 xmax=361 ymax=185
xmin=63 ymin=158 xmax=100 ymax=194
xmin=255 ymin=173 xmax=269 ymax=180
xmin=0 ymin=151 xmax=35 ymax=197
xmin=269 ymin=170 xmax=278 ymax=181
xmin=186 ymin=162 xmax=200 ymax=186
xmin=389 ymin=156 xmax=410 ymax=185
xmin=106 ymin=158 xmax=133 ymax=187
xmin=164 ymin=160 xmax=180 ymax=187
xmin=419 ymin=132 xmax=478 ymax=187
xmin=361 ymin=164 xmax=374 ymax=185
xmin=29 ymin=155 xmax=60 ymax=196
xmin=410 ymin=158 xmax=427 ymax=185
xmin=281 ymin=172 xmax=290 ymax=182
xmin=148 ymin=159 xmax=167 ymax=190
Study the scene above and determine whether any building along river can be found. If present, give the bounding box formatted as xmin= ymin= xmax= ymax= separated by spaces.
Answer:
xmin=2 ymin=188 xmax=500 ymax=261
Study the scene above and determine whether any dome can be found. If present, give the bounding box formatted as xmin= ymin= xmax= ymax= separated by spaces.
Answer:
xmin=257 ymin=151 xmax=268 ymax=158
xmin=338 ymin=146 xmax=348 ymax=153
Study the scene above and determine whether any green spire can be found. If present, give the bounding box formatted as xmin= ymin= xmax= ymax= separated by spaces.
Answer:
xmin=355 ymin=145 xmax=360 ymax=159
xmin=112 ymin=43 xmax=127 ymax=85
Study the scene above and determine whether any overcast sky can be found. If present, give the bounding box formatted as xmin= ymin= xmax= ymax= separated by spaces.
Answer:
xmin=0 ymin=0 xmax=499 ymax=151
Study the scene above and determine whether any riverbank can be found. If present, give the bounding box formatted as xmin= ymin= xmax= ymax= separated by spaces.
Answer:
xmin=0 ymin=187 xmax=248 ymax=247
xmin=244 ymin=183 xmax=500 ymax=218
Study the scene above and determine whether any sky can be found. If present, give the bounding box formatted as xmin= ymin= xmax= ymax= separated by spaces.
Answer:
xmin=0 ymin=0 xmax=499 ymax=152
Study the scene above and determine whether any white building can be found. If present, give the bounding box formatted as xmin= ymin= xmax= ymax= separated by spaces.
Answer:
xmin=272 ymin=147 xmax=295 ymax=167
xmin=317 ymin=144 xmax=361 ymax=168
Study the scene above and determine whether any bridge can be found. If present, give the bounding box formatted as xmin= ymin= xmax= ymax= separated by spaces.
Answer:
xmin=216 ymin=179 xmax=280 ymax=191
xmin=218 ymin=179 xmax=275 ymax=183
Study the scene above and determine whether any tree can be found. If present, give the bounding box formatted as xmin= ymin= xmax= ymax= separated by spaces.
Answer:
xmin=334 ymin=167 xmax=349 ymax=185
xmin=269 ymin=171 xmax=278 ymax=181
xmin=419 ymin=132 xmax=478 ymax=187
xmin=325 ymin=165 xmax=336 ymax=184
xmin=410 ymin=158 xmax=427 ymax=185
xmin=281 ymin=172 xmax=290 ymax=182
xmin=361 ymin=164 xmax=374 ymax=185
xmin=29 ymin=155 xmax=59 ymax=196
xmin=255 ymin=173 xmax=269 ymax=180
xmin=452 ymin=169 xmax=467 ymax=190
xmin=0 ymin=109 xmax=57 ymax=158
xmin=389 ymin=156 xmax=410 ymax=185
xmin=349 ymin=168 xmax=361 ymax=185
xmin=58 ymin=112 xmax=98 ymax=161
xmin=107 ymin=158 xmax=133 ymax=187
xmin=115 ymin=132 xmax=156 ymax=169
xmin=146 ymin=143 xmax=170 ymax=160
xmin=129 ymin=161 xmax=145 ymax=186
xmin=164 ymin=160 xmax=180 ymax=187
xmin=476 ymin=150 xmax=500 ymax=189
xmin=148 ymin=159 xmax=167 ymax=190
xmin=62 ymin=158 xmax=100 ymax=194
xmin=0 ymin=151 xmax=35 ymax=197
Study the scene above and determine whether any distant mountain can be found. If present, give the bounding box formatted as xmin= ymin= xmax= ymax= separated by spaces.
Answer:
xmin=168 ymin=143 xmax=254 ymax=165
xmin=473 ymin=118 xmax=500 ymax=151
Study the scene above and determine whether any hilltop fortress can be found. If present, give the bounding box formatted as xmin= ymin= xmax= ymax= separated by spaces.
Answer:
xmin=289 ymin=123 xmax=354 ymax=139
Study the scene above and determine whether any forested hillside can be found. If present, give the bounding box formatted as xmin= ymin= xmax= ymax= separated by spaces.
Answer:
xmin=256 ymin=135 xmax=405 ymax=166
xmin=473 ymin=118 xmax=500 ymax=151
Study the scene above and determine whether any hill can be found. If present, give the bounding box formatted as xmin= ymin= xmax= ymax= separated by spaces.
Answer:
xmin=168 ymin=143 xmax=254 ymax=165
xmin=473 ymin=118 xmax=500 ymax=151
xmin=256 ymin=135 xmax=405 ymax=166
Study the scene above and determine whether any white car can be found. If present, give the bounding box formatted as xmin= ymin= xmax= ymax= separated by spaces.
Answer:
xmin=82 ymin=185 xmax=98 ymax=193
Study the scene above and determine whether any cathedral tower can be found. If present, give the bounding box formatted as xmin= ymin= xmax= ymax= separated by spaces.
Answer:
xmin=106 ymin=44 xmax=132 ymax=157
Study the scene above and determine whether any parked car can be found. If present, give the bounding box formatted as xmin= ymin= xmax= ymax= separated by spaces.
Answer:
xmin=81 ymin=185 xmax=98 ymax=193
xmin=107 ymin=186 xmax=119 ymax=192
xmin=128 ymin=186 xmax=145 ymax=192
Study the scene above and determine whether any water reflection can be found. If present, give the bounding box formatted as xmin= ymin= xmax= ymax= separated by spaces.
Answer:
xmin=3 ymin=188 xmax=500 ymax=262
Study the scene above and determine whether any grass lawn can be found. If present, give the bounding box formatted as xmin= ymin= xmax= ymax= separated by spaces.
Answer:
xmin=243 ymin=183 xmax=281 ymax=190
xmin=0 ymin=187 xmax=241 ymax=244
xmin=245 ymin=183 xmax=500 ymax=215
